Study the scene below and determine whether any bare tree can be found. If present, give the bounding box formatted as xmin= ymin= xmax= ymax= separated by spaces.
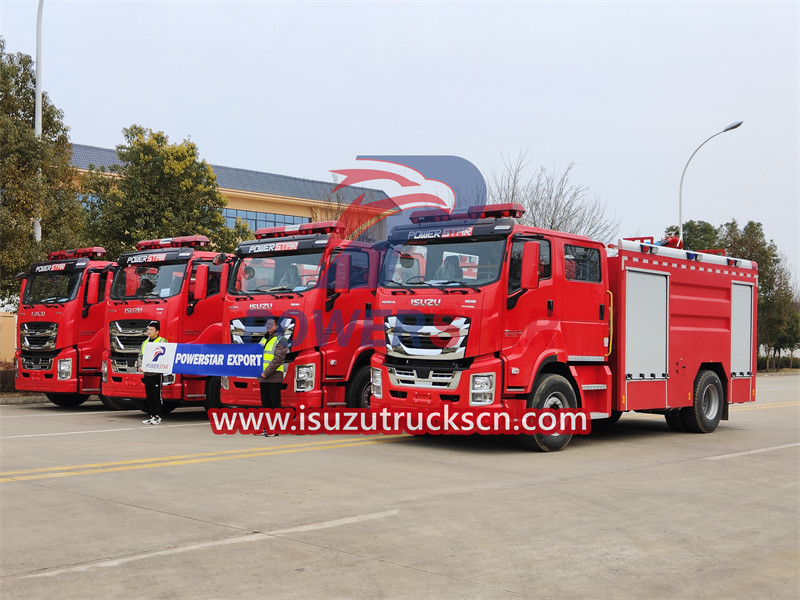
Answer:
xmin=489 ymin=151 xmax=620 ymax=243
xmin=311 ymin=175 xmax=386 ymax=242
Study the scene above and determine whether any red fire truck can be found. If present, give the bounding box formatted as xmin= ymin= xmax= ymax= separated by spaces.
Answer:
xmin=219 ymin=221 xmax=382 ymax=409
xmin=15 ymin=247 xmax=113 ymax=407
xmin=101 ymin=236 xmax=230 ymax=412
xmin=370 ymin=204 xmax=758 ymax=451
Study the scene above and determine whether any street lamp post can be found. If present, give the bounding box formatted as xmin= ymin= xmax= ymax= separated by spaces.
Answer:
xmin=678 ymin=120 xmax=743 ymax=245
xmin=33 ymin=0 xmax=44 ymax=242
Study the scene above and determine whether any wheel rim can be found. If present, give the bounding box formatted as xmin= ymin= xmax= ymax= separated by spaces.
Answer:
xmin=543 ymin=393 xmax=567 ymax=410
xmin=542 ymin=392 xmax=567 ymax=436
xmin=701 ymin=384 xmax=720 ymax=420
xmin=361 ymin=384 xmax=371 ymax=409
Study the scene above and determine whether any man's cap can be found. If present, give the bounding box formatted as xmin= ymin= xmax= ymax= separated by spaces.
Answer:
xmin=148 ymin=320 xmax=161 ymax=330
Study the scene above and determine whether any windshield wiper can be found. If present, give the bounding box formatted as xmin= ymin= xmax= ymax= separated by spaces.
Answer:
xmin=383 ymin=281 xmax=416 ymax=295
xmin=437 ymin=280 xmax=481 ymax=293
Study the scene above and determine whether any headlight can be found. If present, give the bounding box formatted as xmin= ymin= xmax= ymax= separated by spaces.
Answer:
xmin=229 ymin=320 xmax=245 ymax=343
xmin=57 ymin=358 xmax=72 ymax=381
xmin=102 ymin=361 xmax=108 ymax=383
xmin=294 ymin=364 xmax=315 ymax=392
xmin=371 ymin=367 xmax=383 ymax=399
xmin=14 ymin=358 xmax=19 ymax=378
xmin=470 ymin=373 xmax=495 ymax=406
xmin=221 ymin=376 xmax=229 ymax=390
xmin=163 ymin=374 xmax=175 ymax=386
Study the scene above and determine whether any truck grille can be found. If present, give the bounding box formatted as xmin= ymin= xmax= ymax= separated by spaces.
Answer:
xmin=19 ymin=322 xmax=58 ymax=351
xmin=387 ymin=366 xmax=462 ymax=389
xmin=384 ymin=314 xmax=470 ymax=360
xmin=21 ymin=353 xmax=57 ymax=371
xmin=109 ymin=319 xmax=149 ymax=373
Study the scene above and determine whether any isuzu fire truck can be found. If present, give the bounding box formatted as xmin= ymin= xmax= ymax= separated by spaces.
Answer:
xmin=15 ymin=247 xmax=114 ymax=407
xmin=101 ymin=235 xmax=230 ymax=412
xmin=369 ymin=204 xmax=758 ymax=451
xmin=219 ymin=221 xmax=382 ymax=410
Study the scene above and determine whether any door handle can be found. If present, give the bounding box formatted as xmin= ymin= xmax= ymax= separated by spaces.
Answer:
xmin=599 ymin=304 xmax=605 ymax=320
xmin=547 ymin=299 xmax=554 ymax=312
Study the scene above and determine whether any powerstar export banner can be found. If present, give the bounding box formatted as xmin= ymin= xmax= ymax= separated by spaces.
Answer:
xmin=142 ymin=343 xmax=263 ymax=377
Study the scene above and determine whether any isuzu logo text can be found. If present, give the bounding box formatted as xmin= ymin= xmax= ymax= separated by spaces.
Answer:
xmin=249 ymin=303 xmax=273 ymax=310
xmin=411 ymin=299 xmax=441 ymax=306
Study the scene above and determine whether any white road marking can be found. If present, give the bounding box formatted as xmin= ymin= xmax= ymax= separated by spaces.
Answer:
xmin=1 ymin=423 xmax=206 ymax=439
xmin=19 ymin=510 xmax=399 ymax=578
xmin=703 ymin=442 xmax=800 ymax=461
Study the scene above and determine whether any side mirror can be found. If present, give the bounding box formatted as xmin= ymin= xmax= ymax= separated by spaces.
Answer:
xmin=86 ymin=272 xmax=100 ymax=305
xmin=212 ymin=253 xmax=227 ymax=266
xmin=367 ymin=250 xmax=380 ymax=290
xmin=194 ymin=264 xmax=209 ymax=301
xmin=334 ymin=252 xmax=351 ymax=293
xmin=521 ymin=243 xmax=540 ymax=290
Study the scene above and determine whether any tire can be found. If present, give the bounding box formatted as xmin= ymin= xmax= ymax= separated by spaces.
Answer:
xmin=45 ymin=393 xmax=89 ymax=407
xmin=204 ymin=376 xmax=222 ymax=411
xmin=346 ymin=366 xmax=372 ymax=409
xmin=681 ymin=370 xmax=724 ymax=433
xmin=665 ymin=410 xmax=687 ymax=432
xmin=100 ymin=395 xmax=136 ymax=411
xmin=520 ymin=374 xmax=577 ymax=452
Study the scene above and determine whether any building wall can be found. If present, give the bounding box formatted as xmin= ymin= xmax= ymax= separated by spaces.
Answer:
xmin=0 ymin=313 xmax=16 ymax=364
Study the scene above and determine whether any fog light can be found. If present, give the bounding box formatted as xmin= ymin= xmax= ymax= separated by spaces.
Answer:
xmin=221 ymin=376 xmax=229 ymax=391
xmin=57 ymin=358 xmax=72 ymax=381
xmin=294 ymin=364 xmax=315 ymax=392
xmin=470 ymin=373 xmax=495 ymax=406
xmin=371 ymin=367 xmax=383 ymax=399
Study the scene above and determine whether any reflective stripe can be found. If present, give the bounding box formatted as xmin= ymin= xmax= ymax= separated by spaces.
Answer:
xmin=262 ymin=336 xmax=285 ymax=373
xmin=141 ymin=336 xmax=167 ymax=353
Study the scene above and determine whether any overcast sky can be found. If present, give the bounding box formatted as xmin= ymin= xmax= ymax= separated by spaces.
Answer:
xmin=2 ymin=1 xmax=798 ymax=274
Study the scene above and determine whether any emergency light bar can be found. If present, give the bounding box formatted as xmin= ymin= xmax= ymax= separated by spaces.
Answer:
xmin=254 ymin=221 xmax=344 ymax=239
xmin=136 ymin=235 xmax=210 ymax=250
xmin=47 ymin=247 xmax=107 ymax=260
xmin=410 ymin=203 xmax=525 ymax=224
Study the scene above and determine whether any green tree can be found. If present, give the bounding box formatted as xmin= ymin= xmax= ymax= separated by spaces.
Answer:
xmin=0 ymin=37 xmax=89 ymax=304
xmin=82 ymin=125 xmax=244 ymax=258
xmin=663 ymin=220 xmax=720 ymax=252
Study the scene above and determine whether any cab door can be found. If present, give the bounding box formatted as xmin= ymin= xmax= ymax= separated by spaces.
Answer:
xmin=502 ymin=236 xmax=560 ymax=391
xmin=558 ymin=241 xmax=609 ymax=361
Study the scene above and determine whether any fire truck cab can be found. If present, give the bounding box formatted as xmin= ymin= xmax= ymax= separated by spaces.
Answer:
xmin=220 ymin=221 xmax=383 ymax=410
xmin=15 ymin=247 xmax=112 ymax=407
xmin=370 ymin=204 xmax=758 ymax=451
xmin=101 ymin=235 xmax=230 ymax=412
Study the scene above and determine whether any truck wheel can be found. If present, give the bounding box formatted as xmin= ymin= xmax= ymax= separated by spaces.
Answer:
xmin=100 ymin=395 xmax=136 ymax=411
xmin=204 ymin=377 xmax=222 ymax=411
xmin=681 ymin=370 xmax=724 ymax=433
xmin=45 ymin=393 xmax=89 ymax=407
xmin=664 ymin=410 xmax=687 ymax=432
xmin=520 ymin=374 xmax=577 ymax=452
xmin=346 ymin=366 xmax=372 ymax=409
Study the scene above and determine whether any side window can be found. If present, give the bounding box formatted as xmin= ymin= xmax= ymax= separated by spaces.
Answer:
xmin=348 ymin=250 xmax=370 ymax=288
xmin=327 ymin=250 xmax=370 ymax=289
xmin=564 ymin=244 xmax=601 ymax=283
xmin=508 ymin=239 xmax=551 ymax=294
xmin=189 ymin=262 xmax=223 ymax=301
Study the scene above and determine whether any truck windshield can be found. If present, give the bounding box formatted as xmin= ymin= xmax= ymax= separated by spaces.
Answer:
xmin=381 ymin=238 xmax=507 ymax=288
xmin=231 ymin=251 xmax=325 ymax=295
xmin=23 ymin=270 xmax=83 ymax=304
xmin=110 ymin=263 xmax=189 ymax=300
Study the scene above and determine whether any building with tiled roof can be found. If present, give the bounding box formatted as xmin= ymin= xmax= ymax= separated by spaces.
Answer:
xmin=71 ymin=144 xmax=388 ymax=235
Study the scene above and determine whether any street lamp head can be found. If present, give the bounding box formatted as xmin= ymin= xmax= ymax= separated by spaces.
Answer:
xmin=724 ymin=121 xmax=744 ymax=132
